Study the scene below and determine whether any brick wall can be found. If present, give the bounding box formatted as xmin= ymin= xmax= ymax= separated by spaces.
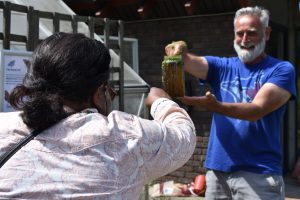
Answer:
xmin=157 ymin=136 xmax=209 ymax=184
xmin=124 ymin=13 xmax=236 ymax=184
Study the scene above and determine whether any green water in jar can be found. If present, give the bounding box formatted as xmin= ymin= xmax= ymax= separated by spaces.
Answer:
xmin=162 ymin=55 xmax=185 ymax=97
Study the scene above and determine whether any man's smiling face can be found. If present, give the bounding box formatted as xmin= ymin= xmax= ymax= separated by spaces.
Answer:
xmin=233 ymin=15 xmax=269 ymax=64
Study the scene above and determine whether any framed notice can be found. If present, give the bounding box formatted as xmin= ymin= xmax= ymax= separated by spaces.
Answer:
xmin=0 ymin=50 xmax=32 ymax=112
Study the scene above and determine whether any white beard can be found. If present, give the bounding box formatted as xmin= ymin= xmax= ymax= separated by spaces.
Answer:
xmin=234 ymin=38 xmax=266 ymax=63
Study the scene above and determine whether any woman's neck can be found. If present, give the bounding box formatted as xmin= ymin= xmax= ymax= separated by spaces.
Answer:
xmin=63 ymin=100 xmax=92 ymax=113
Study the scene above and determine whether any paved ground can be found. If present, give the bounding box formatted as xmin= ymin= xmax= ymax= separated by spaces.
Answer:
xmin=285 ymin=173 xmax=300 ymax=200
xmin=140 ymin=174 xmax=300 ymax=200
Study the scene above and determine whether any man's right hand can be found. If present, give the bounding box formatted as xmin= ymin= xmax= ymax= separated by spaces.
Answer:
xmin=165 ymin=41 xmax=209 ymax=80
xmin=165 ymin=41 xmax=188 ymax=56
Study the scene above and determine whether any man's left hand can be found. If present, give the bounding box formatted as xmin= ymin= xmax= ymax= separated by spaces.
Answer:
xmin=179 ymin=91 xmax=219 ymax=111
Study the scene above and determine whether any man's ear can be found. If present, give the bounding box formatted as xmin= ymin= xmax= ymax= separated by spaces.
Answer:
xmin=265 ymin=26 xmax=272 ymax=41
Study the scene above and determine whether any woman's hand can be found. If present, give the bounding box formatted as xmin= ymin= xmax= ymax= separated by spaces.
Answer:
xmin=145 ymin=87 xmax=171 ymax=107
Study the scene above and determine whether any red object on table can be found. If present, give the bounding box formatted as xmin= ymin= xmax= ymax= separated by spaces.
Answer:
xmin=193 ymin=174 xmax=206 ymax=195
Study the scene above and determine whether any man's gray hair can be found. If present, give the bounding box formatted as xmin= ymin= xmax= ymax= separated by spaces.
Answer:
xmin=234 ymin=6 xmax=270 ymax=28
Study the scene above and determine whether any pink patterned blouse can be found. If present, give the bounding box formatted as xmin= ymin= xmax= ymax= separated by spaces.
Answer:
xmin=0 ymin=98 xmax=196 ymax=199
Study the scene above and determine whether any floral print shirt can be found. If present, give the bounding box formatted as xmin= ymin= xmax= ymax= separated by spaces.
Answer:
xmin=0 ymin=98 xmax=196 ymax=199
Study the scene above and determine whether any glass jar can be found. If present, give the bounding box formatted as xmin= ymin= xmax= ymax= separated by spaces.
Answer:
xmin=161 ymin=55 xmax=185 ymax=97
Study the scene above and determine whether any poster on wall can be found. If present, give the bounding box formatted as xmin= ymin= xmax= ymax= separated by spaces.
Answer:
xmin=0 ymin=50 xmax=32 ymax=112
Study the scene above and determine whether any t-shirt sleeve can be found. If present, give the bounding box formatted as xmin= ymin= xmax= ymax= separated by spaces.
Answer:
xmin=139 ymin=98 xmax=196 ymax=181
xmin=267 ymin=61 xmax=297 ymax=98
xmin=204 ymin=56 xmax=230 ymax=88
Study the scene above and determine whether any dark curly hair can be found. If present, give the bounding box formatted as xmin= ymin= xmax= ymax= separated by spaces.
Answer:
xmin=8 ymin=32 xmax=111 ymax=131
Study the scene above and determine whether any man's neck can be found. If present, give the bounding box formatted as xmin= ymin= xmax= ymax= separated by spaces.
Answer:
xmin=244 ymin=53 xmax=267 ymax=65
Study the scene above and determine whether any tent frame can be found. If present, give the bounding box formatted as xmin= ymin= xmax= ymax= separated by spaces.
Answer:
xmin=0 ymin=1 xmax=125 ymax=111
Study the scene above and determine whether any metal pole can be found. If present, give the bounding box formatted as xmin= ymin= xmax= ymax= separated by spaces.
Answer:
xmin=3 ymin=1 xmax=11 ymax=49
xmin=118 ymin=20 xmax=124 ymax=111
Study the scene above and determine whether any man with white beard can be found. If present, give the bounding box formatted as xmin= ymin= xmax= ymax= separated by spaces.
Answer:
xmin=165 ymin=6 xmax=296 ymax=200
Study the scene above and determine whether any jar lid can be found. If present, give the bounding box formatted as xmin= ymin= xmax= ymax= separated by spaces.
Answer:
xmin=162 ymin=55 xmax=183 ymax=65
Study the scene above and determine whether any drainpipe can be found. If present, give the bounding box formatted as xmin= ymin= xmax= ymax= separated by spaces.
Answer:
xmin=285 ymin=0 xmax=297 ymax=172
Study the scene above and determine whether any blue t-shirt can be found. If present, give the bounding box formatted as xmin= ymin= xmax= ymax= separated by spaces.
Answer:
xmin=204 ymin=55 xmax=297 ymax=175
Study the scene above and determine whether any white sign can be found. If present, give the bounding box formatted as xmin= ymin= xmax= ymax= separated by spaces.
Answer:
xmin=0 ymin=50 xmax=32 ymax=112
